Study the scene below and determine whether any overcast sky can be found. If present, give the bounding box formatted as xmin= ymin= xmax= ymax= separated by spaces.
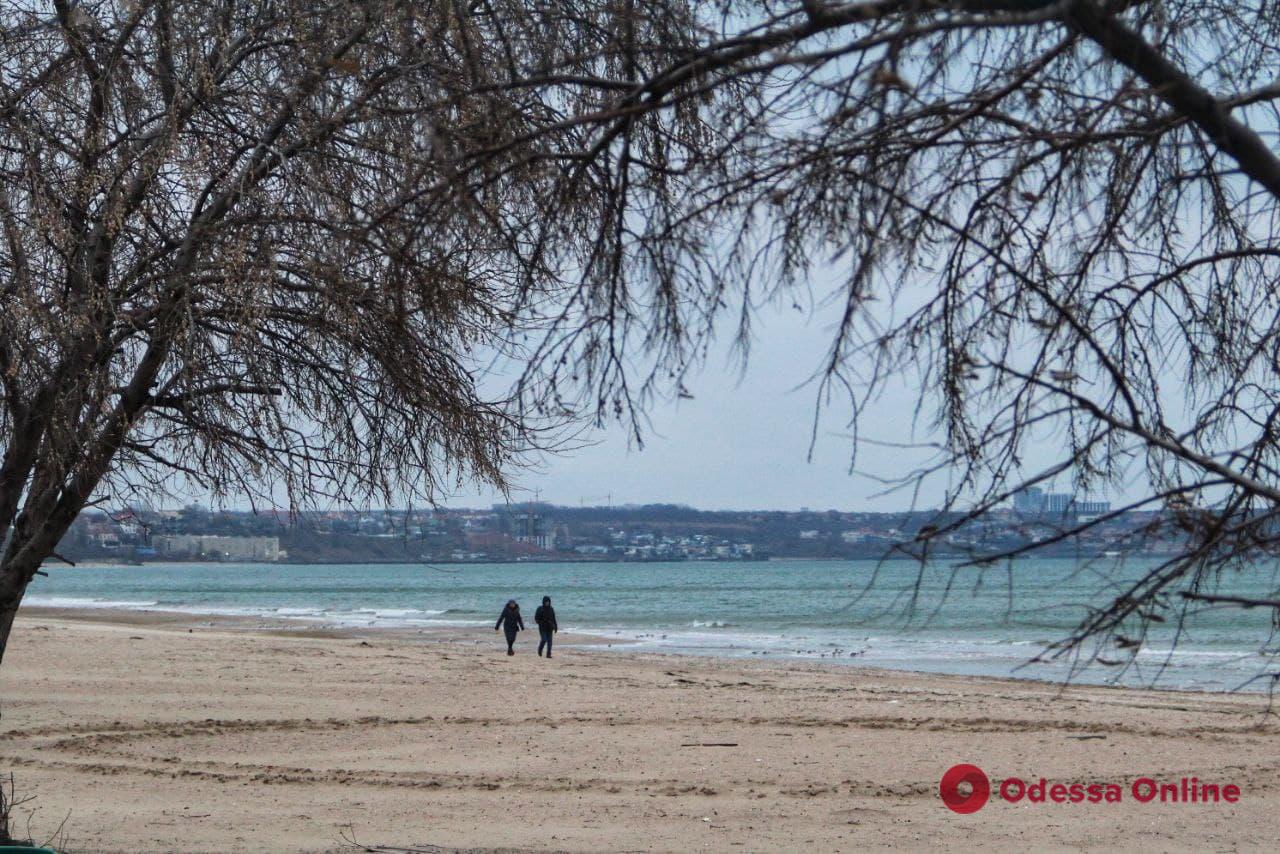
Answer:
xmin=451 ymin=298 xmax=974 ymax=513
xmin=440 ymin=269 xmax=1144 ymax=513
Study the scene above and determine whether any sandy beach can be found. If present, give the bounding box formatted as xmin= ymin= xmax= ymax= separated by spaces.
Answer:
xmin=1 ymin=609 xmax=1277 ymax=852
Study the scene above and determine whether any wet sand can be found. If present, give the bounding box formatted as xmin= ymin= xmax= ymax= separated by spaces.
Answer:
xmin=1 ymin=609 xmax=1277 ymax=852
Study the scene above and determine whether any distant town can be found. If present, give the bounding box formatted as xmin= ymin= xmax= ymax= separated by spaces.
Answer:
xmin=53 ymin=487 xmax=1197 ymax=565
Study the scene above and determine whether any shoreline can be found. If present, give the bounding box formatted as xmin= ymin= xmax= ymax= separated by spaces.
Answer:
xmin=3 ymin=610 xmax=1276 ymax=851
xmin=38 ymin=559 xmax=1260 ymax=693
xmin=14 ymin=604 xmax=1269 ymax=696
xmin=17 ymin=604 xmax=626 ymax=647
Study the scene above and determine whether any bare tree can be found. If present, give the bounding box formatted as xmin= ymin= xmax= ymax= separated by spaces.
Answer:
xmin=0 ymin=0 xmax=621 ymax=663
xmin=5 ymin=0 xmax=1280 ymax=682
xmin=451 ymin=0 xmax=1280 ymax=677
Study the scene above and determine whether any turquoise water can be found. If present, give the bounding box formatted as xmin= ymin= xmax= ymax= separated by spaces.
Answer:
xmin=24 ymin=558 xmax=1280 ymax=691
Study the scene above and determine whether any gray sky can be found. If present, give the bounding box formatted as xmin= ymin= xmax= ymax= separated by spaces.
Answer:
xmin=452 ymin=300 xmax=958 ymax=512
xmin=446 ymin=275 xmax=1140 ymax=513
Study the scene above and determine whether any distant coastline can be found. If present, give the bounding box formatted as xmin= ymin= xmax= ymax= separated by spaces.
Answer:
xmin=58 ymin=554 xmax=776 ymax=568
xmin=56 ymin=548 xmax=1171 ymax=569
xmin=58 ymin=501 xmax=1176 ymax=567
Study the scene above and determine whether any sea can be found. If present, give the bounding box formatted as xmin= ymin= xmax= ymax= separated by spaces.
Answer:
xmin=23 ymin=558 xmax=1280 ymax=692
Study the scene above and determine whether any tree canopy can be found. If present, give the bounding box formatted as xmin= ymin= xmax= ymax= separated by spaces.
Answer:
xmin=3 ymin=0 xmax=1280 ymax=676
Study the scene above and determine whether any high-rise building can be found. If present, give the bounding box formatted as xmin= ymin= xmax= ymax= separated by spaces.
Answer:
xmin=1013 ymin=487 xmax=1110 ymax=517
xmin=1045 ymin=493 xmax=1075 ymax=514
xmin=1013 ymin=487 xmax=1046 ymax=514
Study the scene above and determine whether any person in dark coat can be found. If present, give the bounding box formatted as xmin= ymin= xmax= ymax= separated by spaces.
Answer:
xmin=494 ymin=599 xmax=524 ymax=655
xmin=534 ymin=596 xmax=558 ymax=658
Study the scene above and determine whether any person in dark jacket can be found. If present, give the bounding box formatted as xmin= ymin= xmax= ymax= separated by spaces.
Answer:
xmin=534 ymin=596 xmax=558 ymax=658
xmin=494 ymin=599 xmax=524 ymax=655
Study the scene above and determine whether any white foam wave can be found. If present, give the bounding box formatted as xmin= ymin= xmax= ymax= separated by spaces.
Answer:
xmin=25 ymin=596 xmax=159 ymax=609
xmin=354 ymin=607 xmax=448 ymax=618
xmin=28 ymin=597 xmax=482 ymax=628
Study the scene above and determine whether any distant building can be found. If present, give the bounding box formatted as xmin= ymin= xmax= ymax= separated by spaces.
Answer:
xmin=1013 ymin=488 xmax=1110 ymax=518
xmin=1045 ymin=493 xmax=1075 ymax=515
xmin=155 ymin=535 xmax=281 ymax=561
xmin=1013 ymin=487 xmax=1046 ymax=514
xmin=513 ymin=511 xmax=549 ymax=549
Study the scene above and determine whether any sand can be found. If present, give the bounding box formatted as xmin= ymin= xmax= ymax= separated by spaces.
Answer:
xmin=1 ymin=609 xmax=1277 ymax=853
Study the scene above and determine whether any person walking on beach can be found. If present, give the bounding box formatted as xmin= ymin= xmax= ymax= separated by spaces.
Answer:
xmin=534 ymin=596 xmax=558 ymax=658
xmin=494 ymin=599 xmax=524 ymax=655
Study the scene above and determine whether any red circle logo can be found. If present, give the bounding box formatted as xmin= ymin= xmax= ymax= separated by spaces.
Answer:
xmin=940 ymin=764 xmax=990 ymax=814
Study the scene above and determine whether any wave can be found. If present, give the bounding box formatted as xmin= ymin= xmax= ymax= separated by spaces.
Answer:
xmin=353 ymin=607 xmax=448 ymax=618
xmin=27 ymin=597 xmax=482 ymax=628
xmin=169 ymin=604 xmax=484 ymax=627
xmin=1135 ymin=646 xmax=1275 ymax=660
xmin=25 ymin=596 xmax=159 ymax=609
xmin=595 ymin=625 xmax=1276 ymax=689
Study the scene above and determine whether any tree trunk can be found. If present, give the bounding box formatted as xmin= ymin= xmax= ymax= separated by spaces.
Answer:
xmin=0 ymin=568 xmax=28 ymax=670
